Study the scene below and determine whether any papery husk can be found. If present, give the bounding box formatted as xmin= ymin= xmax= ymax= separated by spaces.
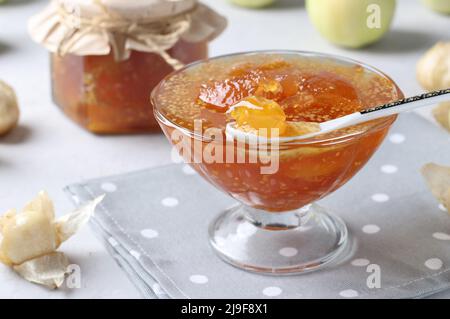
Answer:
xmin=433 ymin=102 xmax=450 ymax=132
xmin=0 ymin=192 xmax=104 ymax=288
xmin=13 ymin=252 xmax=70 ymax=289
xmin=421 ymin=163 xmax=450 ymax=213
xmin=416 ymin=42 xmax=450 ymax=91
xmin=28 ymin=0 xmax=227 ymax=66
xmin=0 ymin=80 xmax=20 ymax=136
xmin=0 ymin=192 xmax=58 ymax=266
xmin=55 ymin=195 xmax=104 ymax=243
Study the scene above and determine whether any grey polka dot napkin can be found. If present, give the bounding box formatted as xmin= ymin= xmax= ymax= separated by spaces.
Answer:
xmin=65 ymin=113 xmax=450 ymax=299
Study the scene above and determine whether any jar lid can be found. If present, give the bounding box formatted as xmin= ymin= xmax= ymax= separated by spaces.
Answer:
xmin=28 ymin=0 xmax=227 ymax=67
xmin=59 ymin=0 xmax=198 ymax=22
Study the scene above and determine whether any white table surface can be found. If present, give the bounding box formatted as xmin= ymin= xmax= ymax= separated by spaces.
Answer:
xmin=0 ymin=0 xmax=449 ymax=299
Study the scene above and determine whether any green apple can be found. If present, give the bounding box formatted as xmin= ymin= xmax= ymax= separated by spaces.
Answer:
xmin=422 ymin=0 xmax=450 ymax=14
xmin=230 ymin=0 xmax=275 ymax=9
xmin=306 ymin=0 xmax=396 ymax=48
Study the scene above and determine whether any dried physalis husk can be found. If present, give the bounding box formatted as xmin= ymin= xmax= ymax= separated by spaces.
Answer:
xmin=421 ymin=163 xmax=450 ymax=214
xmin=433 ymin=102 xmax=450 ymax=132
xmin=0 ymin=80 xmax=20 ymax=136
xmin=416 ymin=42 xmax=450 ymax=91
xmin=0 ymin=191 xmax=104 ymax=289
xmin=13 ymin=252 xmax=70 ymax=289
xmin=416 ymin=43 xmax=450 ymax=131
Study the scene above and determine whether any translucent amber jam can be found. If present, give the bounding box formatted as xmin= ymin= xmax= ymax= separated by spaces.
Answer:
xmin=154 ymin=53 xmax=403 ymax=212
xmin=52 ymin=40 xmax=207 ymax=134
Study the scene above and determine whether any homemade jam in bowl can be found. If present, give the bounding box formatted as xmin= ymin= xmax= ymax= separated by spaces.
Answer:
xmin=152 ymin=51 xmax=403 ymax=274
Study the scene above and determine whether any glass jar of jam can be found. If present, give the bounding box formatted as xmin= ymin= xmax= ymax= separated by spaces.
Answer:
xmin=29 ymin=0 xmax=226 ymax=134
xmin=50 ymin=41 xmax=208 ymax=133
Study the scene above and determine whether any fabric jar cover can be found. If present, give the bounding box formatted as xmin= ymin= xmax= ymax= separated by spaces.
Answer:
xmin=28 ymin=0 xmax=227 ymax=67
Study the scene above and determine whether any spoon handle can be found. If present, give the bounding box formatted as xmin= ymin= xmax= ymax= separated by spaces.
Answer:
xmin=361 ymin=88 xmax=450 ymax=117
xmin=315 ymin=88 xmax=450 ymax=138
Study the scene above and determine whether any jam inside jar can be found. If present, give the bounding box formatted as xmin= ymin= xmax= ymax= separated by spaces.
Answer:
xmin=51 ymin=40 xmax=207 ymax=134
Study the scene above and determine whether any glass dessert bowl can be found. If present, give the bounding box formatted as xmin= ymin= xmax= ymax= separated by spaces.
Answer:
xmin=152 ymin=51 xmax=403 ymax=274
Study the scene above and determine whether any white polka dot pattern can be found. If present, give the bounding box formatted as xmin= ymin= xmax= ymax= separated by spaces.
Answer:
xmin=339 ymin=289 xmax=359 ymax=298
xmin=433 ymin=232 xmax=450 ymax=241
xmin=279 ymin=247 xmax=298 ymax=257
xmin=351 ymin=259 xmax=370 ymax=267
xmin=371 ymin=193 xmax=390 ymax=202
xmin=161 ymin=197 xmax=179 ymax=207
xmin=141 ymin=229 xmax=159 ymax=239
xmin=263 ymin=286 xmax=282 ymax=297
xmin=425 ymin=258 xmax=443 ymax=270
xmin=389 ymin=133 xmax=405 ymax=144
xmin=190 ymin=275 xmax=208 ymax=284
xmin=362 ymin=224 xmax=380 ymax=234
xmin=380 ymin=165 xmax=398 ymax=174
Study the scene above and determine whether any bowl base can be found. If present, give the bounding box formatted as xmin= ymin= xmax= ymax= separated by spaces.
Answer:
xmin=209 ymin=203 xmax=348 ymax=275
